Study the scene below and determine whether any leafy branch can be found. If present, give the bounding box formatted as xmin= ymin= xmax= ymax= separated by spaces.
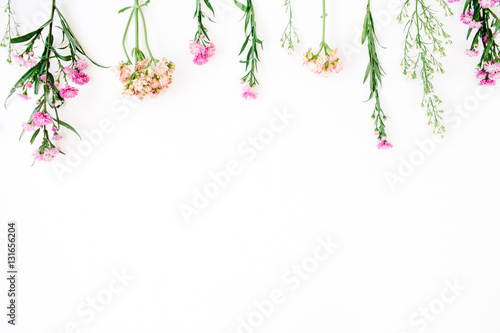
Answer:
xmin=280 ymin=0 xmax=299 ymax=54
xmin=362 ymin=0 xmax=389 ymax=143
xmin=398 ymin=0 xmax=452 ymax=136
xmin=234 ymin=0 xmax=263 ymax=88
xmin=194 ymin=0 xmax=214 ymax=45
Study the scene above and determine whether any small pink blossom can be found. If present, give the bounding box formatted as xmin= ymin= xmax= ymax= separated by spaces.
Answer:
xmin=33 ymin=147 xmax=60 ymax=162
xmin=205 ymin=43 xmax=216 ymax=58
xmin=484 ymin=61 xmax=499 ymax=74
xmin=479 ymin=0 xmax=499 ymax=8
xmin=64 ymin=67 xmax=77 ymax=79
xmin=24 ymin=58 xmax=38 ymax=68
xmin=75 ymin=58 xmax=88 ymax=72
xmin=26 ymin=82 xmax=33 ymax=89
xmin=32 ymin=112 xmax=52 ymax=126
xmin=12 ymin=54 xmax=25 ymax=66
xmin=189 ymin=42 xmax=204 ymax=56
xmin=18 ymin=93 xmax=30 ymax=100
xmin=460 ymin=11 xmax=473 ymax=25
xmin=465 ymin=49 xmax=479 ymax=57
xmin=52 ymin=135 xmax=63 ymax=141
xmin=59 ymin=86 xmax=79 ymax=99
xmin=71 ymin=72 xmax=90 ymax=85
xmin=242 ymin=84 xmax=257 ymax=100
xmin=476 ymin=69 xmax=487 ymax=80
xmin=469 ymin=21 xmax=483 ymax=29
xmin=193 ymin=52 xmax=209 ymax=66
xmin=21 ymin=122 xmax=36 ymax=132
xmin=377 ymin=140 xmax=393 ymax=150
xmin=480 ymin=78 xmax=496 ymax=86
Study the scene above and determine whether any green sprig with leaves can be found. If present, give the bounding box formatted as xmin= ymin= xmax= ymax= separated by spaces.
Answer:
xmin=281 ymin=0 xmax=300 ymax=54
xmin=397 ymin=0 xmax=452 ymax=136
xmin=193 ymin=0 xmax=215 ymax=46
xmin=1 ymin=0 xmax=19 ymax=63
xmin=234 ymin=0 xmax=263 ymax=98
xmin=6 ymin=0 xmax=103 ymax=162
xmin=362 ymin=0 xmax=391 ymax=148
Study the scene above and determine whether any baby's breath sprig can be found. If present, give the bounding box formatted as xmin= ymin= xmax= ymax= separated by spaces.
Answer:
xmin=362 ymin=0 xmax=392 ymax=150
xmin=397 ymin=0 xmax=452 ymax=136
xmin=234 ymin=0 xmax=263 ymax=100
xmin=1 ymin=0 xmax=19 ymax=63
xmin=280 ymin=0 xmax=300 ymax=54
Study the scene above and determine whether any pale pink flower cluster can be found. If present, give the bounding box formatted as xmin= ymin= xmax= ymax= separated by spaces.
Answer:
xmin=32 ymin=147 xmax=60 ymax=162
xmin=479 ymin=0 xmax=499 ymax=8
xmin=113 ymin=58 xmax=175 ymax=100
xmin=12 ymin=52 xmax=38 ymax=68
xmin=242 ymin=83 xmax=257 ymax=100
xmin=303 ymin=48 xmax=343 ymax=77
xmin=377 ymin=139 xmax=393 ymax=150
xmin=190 ymin=42 xmax=216 ymax=65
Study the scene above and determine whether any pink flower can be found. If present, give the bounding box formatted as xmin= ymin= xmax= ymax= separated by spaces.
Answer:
xmin=71 ymin=72 xmax=90 ymax=85
xmin=377 ymin=140 xmax=393 ymax=150
xmin=52 ymin=135 xmax=63 ymax=141
xmin=484 ymin=61 xmax=499 ymax=74
xmin=189 ymin=42 xmax=204 ymax=56
xmin=480 ymin=78 xmax=496 ymax=86
xmin=75 ymin=58 xmax=88 ymax=72
xmin=465 ymin=49 xmax=479 ymax=57
xmin=242 ymin=84 xmax=257 ymax=100
xmin=33 ymin=148 xmax=61 ymax=162
xmin=447 ymin=0 xmax=459 ymax=2
xmin=469 ymin=21 xmax=483 ymax=29
xmin=21 ymin=122 xmax=36 ymax=132
xmin=59 ymin=86 xmax=79 ymax=99
xmin=193 ymin=52 xmax=209 ymax=66
xmin=155 ymin=61 xmax=169 ymax=75
xmin=24 ymin=58 xmax=38 ymax=68
xmin=12 ymin=54 xmax=25 ymax=66
xmin=460 ymin=11 xmax=473 ymax=25
xmin=476 ymin=69 xmax=487 ymax=80
xmin=26 ymin=82 xmax=33 ymax=89
xmin=205 ymin=43 xmax=216 ymax=58
xmin=479 ymin=0 xmax=499 ymax=8
xmin=32 ymin=112 xmax=52 ymax=126
xmin=64 ymin=67 xmax=77 ymax=79
xmin=136 ymin=58 xmax=149 ymax=70
xmin=18 ymin=93 xmax=30 ymax=100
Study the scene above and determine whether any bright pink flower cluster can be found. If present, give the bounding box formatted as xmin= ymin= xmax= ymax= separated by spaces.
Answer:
xmin=32 ymin=147 xmax=60 ymax=162
xmin=476 ymin=62 xmax=500 ymax=85
xmin=114 ymin=58 xmax=175 ymax=100
xmin=460 ymin=11 xmax=483 ymax=29
xmin=190 ymin=42 xmax=216 ymax=65
xmin=60 ymin=59 xmax=91 ymax=99
xmin=377 ymin=139 xmax=393 ymax=150
xmin=303 ymin=48 xmax=343 ymax=77
xmin=12 ymin=52 xmax=38 ymax=68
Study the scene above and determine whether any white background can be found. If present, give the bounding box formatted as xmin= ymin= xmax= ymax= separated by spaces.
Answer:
xmin=0 ymin=0 xmax=499 ymax=332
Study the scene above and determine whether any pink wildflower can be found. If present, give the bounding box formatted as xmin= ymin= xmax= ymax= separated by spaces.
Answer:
xmin=21 ymin=122 xmax=36 ymax=132
xmin=189 ymin=42 xmax=204 ymax=56
xmin=18 ymin=93 xmax=30 ymax=100
xmin=476 ymin=69 xmax=487 ymax=80
xmin=377 ymin=140 xmax=393 ymax=150
xmin=52 ymin=135 xmax=63 ymax=141
xmin=465 ymin=49 xmax=479 ymax=57
xmin=71 ymin=72 xmax=90 ymax=85
xmin=484 ymin=61 xmax=499 ymax=74
xmin=480 ymin=78 xmax=496 ymax=86
xmin=205 ymin=43 xmax=216 ymax=58
xmin=193 ymin=52 xmax=209 ymax=66
xmin=12 ymin=54 xmax=25 ymax=66
xmin=479 ymin=0 xmax=499 ymax=8
xmin=75 ymin=58 xmax=88 ymax=72
xmin=59 ymin=86 xmax=79 ymax=99
xmin=460 ymin=11 xmax=473 ymax=25
xmin=64 ymin=67 xmax=77 ymax=79
xmin=32 ymin=112 xmax=52 ymax=126
xmin=242 ymin=84 xmax=257 ymax=100
xmin=469 ymin=21 xmax=483 ymax=29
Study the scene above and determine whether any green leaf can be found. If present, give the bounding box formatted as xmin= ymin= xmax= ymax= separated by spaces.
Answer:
xmin=11 ymin=19 xmax=52 ymax=44
xmin=118 ymin=6 xmax=132 ymax=13
xmin=56 ymin=119 xmax=81 ymax=140
xmin=234 ymin=0 xmax=247 ymax=11
xmin=30 ymin=128 xmax=40 ymax=144
xmin=5 ymin=65 xmax=40 ymax=105
xmin=203 ymin=0 xmax=215 ymax=16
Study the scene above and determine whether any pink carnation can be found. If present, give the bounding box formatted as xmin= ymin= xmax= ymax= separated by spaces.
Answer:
xmin=33 ymin=147 xmax=60 ymax=162
xmin=193 ymin=53 xmax=209 ymax=66
xmin=59 ymin=86 xmax=79 ymax=99
xmin=242 ymin=84 xmax=257 ymax=100
xmin=64 ymin=67 xmax=77 ymax=79
xmin=480 ymin=78 xmax=496 ymax=86
xmin=469 ymin=21 xmax=483 ymax=29
xmin=205 ymin=43 xmax=216 ymax=58
xmin=460 ymin=11 xmax=473 ymax=25
xmin=377 ymin=140 xmax=393 ymax=150
xmin=75 ymin=58 xmax=88 ymax=72
xmin=71 ymin=72 xmax=90 ymax=85
xmin=189 ymin=42 xmax=204 ymax=56
xmin=18 ymin=93 xmax=30 ymax=100
xmin=479 ymin=0 xmax=499 ymax=8
xmin=465 ymin=49 xmax=479 ymax=57
xmin=52 ymin=135 xmax=63 ymax=141
xmin=21 ymin=122 xmax=36 ymax=132
xmin=32 ymin=112 xmax=53 ymax=127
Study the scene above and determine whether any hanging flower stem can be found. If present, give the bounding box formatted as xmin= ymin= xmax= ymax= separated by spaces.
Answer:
xmin=362 ymin=0 xmax=391 ymax=149
xmin=1 ymin=0 xmax=20 ymax=63
xmin=280 ymin=0 xmax=299 ymax=54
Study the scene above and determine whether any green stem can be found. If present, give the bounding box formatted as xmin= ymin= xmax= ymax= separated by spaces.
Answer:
xmin=122 ymin=11 xmax=134 ymax=64
xmin=138 ymin=7 xmax=154 ymax=61
xmin=134 ymin=0 xmax=139 ymax=66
